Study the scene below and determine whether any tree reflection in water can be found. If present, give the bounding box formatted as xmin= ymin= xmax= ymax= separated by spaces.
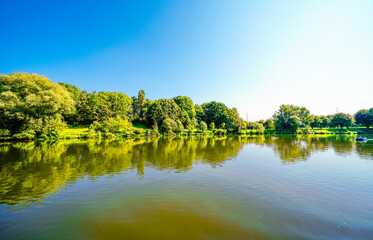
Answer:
xmin=0 ymin=135 xmax=372 ymax=210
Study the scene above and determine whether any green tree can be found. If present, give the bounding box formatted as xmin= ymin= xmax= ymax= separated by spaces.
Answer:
xmin=264 ymin=119 xmax=274 ymax=129
xmin=273 ymin=105 xmax=302 ymax=132
xmin=319 ymin=116 xmax=330 ymax=129
xmin=201 ymin=101 xmax=238 ymax=128
xmin=0 ymin=73 xmax=74 ymax=134
xmin=199 ymin=121 xmax=208 ymax=132
xmin=174 ymin=120 xmax=184 ymax=133
xmin=210 ymin=122 xmax=215 ymax=131
xmin=330 ymin=113 xmax=354 ymax=129
xmin=355 ymin=109 xmax=373 ymax=128
xmin=147 ymin=99 xmax=180 ymax=126
xmin=310 ymin=116 xmax=322 ymax=129
xmin=161 ymin=118 xmax=177 ymax=134
xmin=173 ymin=96 xmax=196 ymax=120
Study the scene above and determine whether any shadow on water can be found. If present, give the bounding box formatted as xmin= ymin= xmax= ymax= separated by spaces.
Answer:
xmin=0 ymin=135 xmax=372 ymax=210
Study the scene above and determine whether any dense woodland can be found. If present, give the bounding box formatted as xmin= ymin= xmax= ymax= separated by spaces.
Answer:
xmin=0 ymin=73 xmax=372 ymax=139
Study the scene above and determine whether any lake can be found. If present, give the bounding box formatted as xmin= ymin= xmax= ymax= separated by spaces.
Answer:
xmin=0 ymin=135 xmax=372 ymax=239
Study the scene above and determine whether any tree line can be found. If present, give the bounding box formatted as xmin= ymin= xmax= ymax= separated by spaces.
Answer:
xmin=0 ymin=73 xmax=372 ymax=139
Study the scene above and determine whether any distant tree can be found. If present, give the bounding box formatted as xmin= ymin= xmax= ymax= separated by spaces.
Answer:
xmin=330 ymin=113 xmax=354 ymax=129
xmin=273 ymin=105 xmax=302 ymax=132
xmin=355 ymin=109 xmax=373 ymax=128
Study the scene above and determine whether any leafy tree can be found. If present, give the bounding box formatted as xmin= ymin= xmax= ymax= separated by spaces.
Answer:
xmin=147 ymin=99 xmax=180 ymax=126
xmin=76 ymin=91 xmax=132 ymax=124
xmin=132 ymin=90 xmax=147 ymax=119
xmin=273 ymin=105 xmax=302 ymax=132
xmin=161 ymin=118 xmax=177 ymax=134
xmin=264 ymin=119 xmax=274 ymax=129
xmin=0 ymin=73 xmax=74 ymax=133
xmin=309 ymin=116 xmax=322 ymax=129
xmin=319 ymin=116 xmax=330 ymax=129
xmin=355 ymin=109 xmax=373 ymax=128
xmin=201 ymin=101 xmax=238 ymax=128
xmin=173 ymin=96 xmax=196 ymax=120
xmin=330 ymin=113 xmax=354 ymax=129
xmin=199 ymin=121 xmax=207 ymax=132
xmin=93 ymin=116 xmax=133 ymax=133
xmin=210 ymin=122 xmax=215 ymax=131
xmin=174 ymin=120 xmax=184 ymax=133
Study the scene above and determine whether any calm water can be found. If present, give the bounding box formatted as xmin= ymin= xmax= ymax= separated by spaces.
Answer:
xmin=0 ymin=135 xmax=372 ymax=240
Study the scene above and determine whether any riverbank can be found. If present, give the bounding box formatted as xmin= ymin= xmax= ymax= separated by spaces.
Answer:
xmin=1 ymin=125 xmax=372 ymax=141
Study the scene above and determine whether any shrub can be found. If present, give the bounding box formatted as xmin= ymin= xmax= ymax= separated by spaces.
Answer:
xmin=199 ymin=121 xmax=207 ymax=132
xmin=174 ymin=120 xmax=184 ymax=133
xmin=134 ymin=128 xmax=146 ymax=135
xmin=161 ymin=118 xmax=177 ymax=134
xmin=0 ymin=129 xmax=11 ymax=137
xmin=12 ymin=129 xmax=36 ymax=140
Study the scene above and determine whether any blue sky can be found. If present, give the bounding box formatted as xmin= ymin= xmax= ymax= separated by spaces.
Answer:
xmin=1 ymin=0 xmax=372 ymax=120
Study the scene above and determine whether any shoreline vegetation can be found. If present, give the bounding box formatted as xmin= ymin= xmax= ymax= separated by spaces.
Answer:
xmin=1 ymin=73 xmax=373 ymax=141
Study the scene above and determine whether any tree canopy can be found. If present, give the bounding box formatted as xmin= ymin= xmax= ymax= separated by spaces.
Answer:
xmin=0 ymin=73 xmax=74 ymax=133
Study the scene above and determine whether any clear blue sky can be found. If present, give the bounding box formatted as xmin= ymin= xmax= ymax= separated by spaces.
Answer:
xmin=1 ymin=0 xmax=373 ymax=120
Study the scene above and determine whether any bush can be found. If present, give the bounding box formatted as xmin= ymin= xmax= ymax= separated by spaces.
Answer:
xmin=213 ymin=129 xmax=227 ymax=135
xmin=0 ymin=129 xmax=11 ymax=137
xmin=174 ymin=120 xmax=184 ymax=133
xmin=12 ymin=129 xmax=36 ymax=140
xmin=41 ymin=117 xmax=67 ymax=138
xmin=161 ymin=118 xmax=177 ymax=134
xmin=199 ymin=121 xmax=207 ymax=132
xmin=302 ymin=126 xmax=313 ymax=134
xmin=134 ymin=128 xmax=146 ymax=135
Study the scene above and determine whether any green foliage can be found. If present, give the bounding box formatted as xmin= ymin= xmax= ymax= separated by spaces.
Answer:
xmin=174 ymin=120 xmax=184 ymax=133
xmin=76 ymin=91 xmax=132 ymax=125
xmin=132 ymin=90 xmax=147 ymax=119
xmin=319 ymin=116 xmax=330 ymax=128
xmin=264 ymin=119 xmax=274 ymax=129
xmin=173 ymin=96 xmax=196 ymax=125
xmin=186 ymin=124 xmax=194 ymax=133
xmin=0 ymin=73 xmax=74 ymax=133
xmin=40 ymin=117 xmax=67 ymax=138
xmin=210 ymin=122 xmax=215 ymax=131
xmin=330 ymin=113 xmax=354 ymax=129
xmin=201 ymin=101 xmax=238 ymax=128
xmin=147 ymin=99 xmax=180 ymax=126
xmin=354 ymin=109 xmax=373 ymax=128
xmin=198 ymin=121 xmax=208 ymax=132
xmin=0 ymin=129 xmax=11 ymax=137
xmin=302 ymin=126 xmax=313 ymax=134
xmin=161 ymin=118 xmax=177 ymax=134
xmin=273 ymin=105 xmax=303 ymax=133
xmin=12 ymin=129 xmax=36 ymax=140
xmin=93 ymin=116 xmax=132 ymax=133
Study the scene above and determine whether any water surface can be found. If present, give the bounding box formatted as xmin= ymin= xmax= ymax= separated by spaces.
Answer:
xmin=0 ymin=135 xmax=372 ymax=239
